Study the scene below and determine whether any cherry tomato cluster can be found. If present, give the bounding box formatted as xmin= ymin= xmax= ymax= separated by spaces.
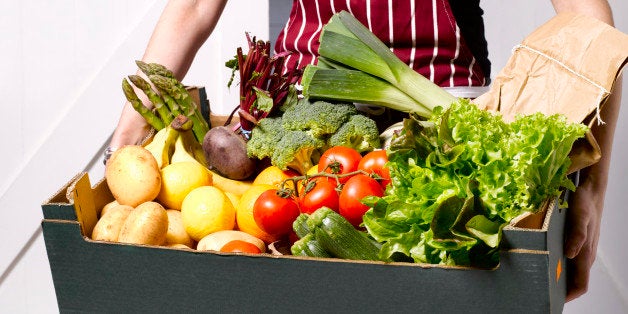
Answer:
xmin=252 ymin=146 xmax=391 ymax=238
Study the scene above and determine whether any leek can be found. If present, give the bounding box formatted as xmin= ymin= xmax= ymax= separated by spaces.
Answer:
xmin=301 ymin=11 xmax=457 ymax=118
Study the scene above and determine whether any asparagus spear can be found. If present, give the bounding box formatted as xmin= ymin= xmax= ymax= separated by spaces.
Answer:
xmin=136 ymin=60 xmax=179 ymax=82
xmin=122 ymin=78 xmax=165 ymax=130
xmin=128 ymin=75 xmax=174 ymax=125
xmin=149 ymin=74 xmax=209 ymax=142
xmin=133 ymin=61 xmax=183 ymax=116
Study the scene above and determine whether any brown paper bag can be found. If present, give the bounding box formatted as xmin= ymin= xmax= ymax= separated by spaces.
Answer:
xmin=474 ymin=13 xmax=628 ymax=173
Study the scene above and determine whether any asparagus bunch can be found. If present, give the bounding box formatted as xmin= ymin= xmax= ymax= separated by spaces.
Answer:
xmin=121 ymin=61 xmax=210 ymax=143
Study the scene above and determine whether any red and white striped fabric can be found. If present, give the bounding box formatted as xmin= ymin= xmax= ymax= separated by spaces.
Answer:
xmin=273 ymin=0 xmax=487 ymax=87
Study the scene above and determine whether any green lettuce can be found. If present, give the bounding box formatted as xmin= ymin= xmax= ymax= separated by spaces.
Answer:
xmin=362 ymin=100 xmax=587 ymax=267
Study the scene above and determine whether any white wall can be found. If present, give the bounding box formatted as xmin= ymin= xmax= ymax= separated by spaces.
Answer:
xmin=0 ymin=1 xmax=626 ymax=313
xmin=0 ymin=1 xmax=268 ymax=312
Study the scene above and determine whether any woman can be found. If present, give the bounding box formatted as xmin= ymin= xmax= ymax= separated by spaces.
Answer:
xmin=108 ymin=0 xmax=619 ymax=302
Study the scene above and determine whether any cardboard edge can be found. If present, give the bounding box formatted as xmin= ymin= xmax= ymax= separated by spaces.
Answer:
xmin=507 ymin=197 xmax=554 ymax=231
xmin=41 ymin=172 xmax=86 ymax=206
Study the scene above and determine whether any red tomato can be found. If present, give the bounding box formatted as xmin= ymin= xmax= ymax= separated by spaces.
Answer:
xmin=318 ymin=146 xmax=362 ymax=183
xmin=339 ymin=174 xmax=384 ymax=227
xmin=253 ymin=189 xmax=300 ymax=236
xmin=358 ymin=150 xmax=391 ymax=188
xmin=220 ymin=240 xmax=262 ymax=254
xmin=299 ymin=178 xmax=340 ymax=214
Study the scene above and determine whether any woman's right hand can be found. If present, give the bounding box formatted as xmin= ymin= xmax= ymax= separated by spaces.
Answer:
xmin=109 ymin=101 xmax=153 ymax=148
xmin=106 ymin=0 xmax=229 ymax=160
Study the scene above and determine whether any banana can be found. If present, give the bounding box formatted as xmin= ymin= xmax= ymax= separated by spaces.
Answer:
xmin=144 ymin=126 xmax=178 ymax=168
xmin=208 ymin=170 xmax=254 ymax=197
xmin=170 ymin=129 xmax=208 ymax=166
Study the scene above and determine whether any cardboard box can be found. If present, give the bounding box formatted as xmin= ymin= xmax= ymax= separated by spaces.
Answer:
xmin=41 ymin=172 xmax=567 ymax=313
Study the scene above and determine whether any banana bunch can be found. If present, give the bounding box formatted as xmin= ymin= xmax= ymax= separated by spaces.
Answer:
xmin=145 ymin=115 xmax=253 ymax=196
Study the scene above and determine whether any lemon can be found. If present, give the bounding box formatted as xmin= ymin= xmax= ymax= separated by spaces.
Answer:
xmin=235 ymin=184 xmax=279 ymax=244
xmin=181 ymin=186 xmax=236 ymax=241
xmin=157 ymin=162 xmax=213 ymax=210
xmin=224 ymin=191 xmax=241 ymax=209
xmin=253 ymin=166 xmax=298 ymax=190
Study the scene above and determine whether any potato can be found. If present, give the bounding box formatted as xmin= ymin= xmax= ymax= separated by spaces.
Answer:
xmin=100 ymin=200 xmax=120 ymax=218
xmin=118 ymin=201 xmax=169 ymax=245
xmin=105 ymin=145 xmax=161 ymax=207
xmin=167 ymin=243 xmax=193 ymax=250
xmin=165 ymin=209 xmax=195 ymax=248
xmin=197 ymin=230 xmax=265 ymax=253
xmin=91 ymin=205 xmax=133 ymax=242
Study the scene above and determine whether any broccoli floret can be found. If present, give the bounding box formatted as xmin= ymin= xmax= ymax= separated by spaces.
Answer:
xmin=282 ymin=99 xmax=358 ymax=137
xmin=328 ymin=114 xmax=381 ymax=153
xmin=272 ymin=130 xmax=326 ymax=175
xmin=247 ymin=116 xmax=285 ymax=160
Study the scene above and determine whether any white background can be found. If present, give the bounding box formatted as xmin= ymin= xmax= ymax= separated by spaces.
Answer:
xmin=0 ymin=1 xmax=626 ymax=312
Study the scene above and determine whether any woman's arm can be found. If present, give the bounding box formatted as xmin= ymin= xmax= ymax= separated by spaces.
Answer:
xmin=109 ymin=0 xmax=228 ymax=150
xmin=550 ymin=0 xmax=621 ymax=302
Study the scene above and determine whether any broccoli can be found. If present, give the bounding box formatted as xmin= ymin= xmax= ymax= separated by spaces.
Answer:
xmin=247 ymin=97 xmax=383 ymax=175
xmin=246 ymin=116 xmax=284 ymax=160
xmin=282 ymin=99 xmax=358 ymax=137
xmin=328 ymin=114 xmax=381 ymax=153
xmin=272 ymin=130 xmax=326 ymax=175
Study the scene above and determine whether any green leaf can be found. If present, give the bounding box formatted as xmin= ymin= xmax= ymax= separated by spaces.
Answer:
xmin=465 ymin=215 xmax=506 ymax=248
xmin=252 ymin=87 xmax=274 ymax=113
xmin=430 ymin=196 xmax=465 ymax=239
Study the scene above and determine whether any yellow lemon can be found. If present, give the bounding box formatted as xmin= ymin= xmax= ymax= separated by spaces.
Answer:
xmin=235 ymin=184 xmax=279 ymax=244
xmin=224 ymin=191 xmax=241 ymax=209
xmin=253 ymin=166 xmax=299 ymax=190
xmin=181 ymin=186 xmax=236 ymax=242
xmin=157 ymin=161 xmax=213 ymax=210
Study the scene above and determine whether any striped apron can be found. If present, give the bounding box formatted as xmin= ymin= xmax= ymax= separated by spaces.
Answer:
xmin=273 ymin=0 xmax=488 ymax=88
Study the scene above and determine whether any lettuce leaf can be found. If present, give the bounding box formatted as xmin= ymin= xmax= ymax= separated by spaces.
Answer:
xmin=363 ymin=100 xmax=587 ymax=267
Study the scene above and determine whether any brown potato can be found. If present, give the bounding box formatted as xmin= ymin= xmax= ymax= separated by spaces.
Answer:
xmin=105 ymin=145 xmax=161 ymax=207
xmin=118 ymin=201 xmax=169 ymax=245
xmin=91 ymin=205 xmax=133 ymax=242
xmin=165 ymin=209 xmax=195 ymax=248
xmin=100 ymin=200 xmax=120 ymax=218
xmin=167 ymin=243 xmax=193 ymax=250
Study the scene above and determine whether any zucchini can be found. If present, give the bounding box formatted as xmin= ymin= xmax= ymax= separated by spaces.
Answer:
xmin=293 ymin=213 xmax=311 ymax=238
xmin=291 ymin=233 xmax=331 ymax=258
xmin=308 ymin=207 xmax=382 ymax=261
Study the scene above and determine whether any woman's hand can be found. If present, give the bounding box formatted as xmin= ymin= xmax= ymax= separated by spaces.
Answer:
xmin=108 ymin=0 xmax=228 ymax=152
xmin=550 ymin=0 xmax=620 ymax=302
xmin=564 ymin=172 xmax=604 ymax=301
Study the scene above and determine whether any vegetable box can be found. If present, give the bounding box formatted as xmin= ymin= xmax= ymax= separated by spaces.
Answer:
xmin=41 ymin=171 xmax=567 ymax=313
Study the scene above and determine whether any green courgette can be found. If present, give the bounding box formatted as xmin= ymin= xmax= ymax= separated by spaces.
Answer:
xmin=307 ymin=207 xmax=382 ymax=261
xmin=291 ymin=233 xmax=332 ymax=258
xmin=293 ymin=213 xmax=311 ymax=238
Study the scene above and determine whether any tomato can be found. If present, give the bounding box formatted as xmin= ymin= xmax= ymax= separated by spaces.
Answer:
xmin=299 ymin=178 xmax=340 ymax=214
xmin=358 ymin=150 xmax=391 ymax=188
xmin=318 ymin=146 xmax=362 ymax=183
xmin=220 ymin=240 xmax=262 ymax=254
xmin=339 ymin=174 xmax=384 ymax=227
xmin=253 ymin=189 xmax=300 ymax=236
